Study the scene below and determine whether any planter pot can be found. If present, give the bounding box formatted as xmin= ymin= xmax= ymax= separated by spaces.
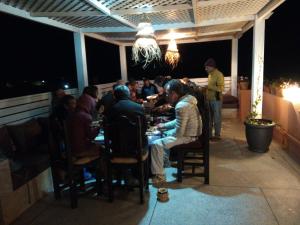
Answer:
xmin=275 ymin=87 xmax=283 ymax=97
xmin=244 ymin=119 xmax=276 ymax=153
xmin=239 ymin=81 xmax=249 ymax=90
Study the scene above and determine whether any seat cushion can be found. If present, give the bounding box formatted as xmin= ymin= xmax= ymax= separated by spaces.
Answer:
xmin=12 ymin=152 xmax=50 ymax=172
xmin=7 ymin=119 xmax=43 ymax=153
xmin=171 ymin=139 xmax=203 ymax=150
xmin=0 ymin=126 xmax=16 ymax=158
xmin=111 ymin=151 xmax=148 ymax=164
xmin=11 ymin=152 xmax=50 ymax=189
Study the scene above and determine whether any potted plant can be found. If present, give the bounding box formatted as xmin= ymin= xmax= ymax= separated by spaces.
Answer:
xmin=244 ymin=94 xmax=276 ymax=153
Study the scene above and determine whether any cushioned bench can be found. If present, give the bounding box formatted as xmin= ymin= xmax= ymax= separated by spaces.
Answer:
xmin=0 ymin=118 xmax=50 ymax=191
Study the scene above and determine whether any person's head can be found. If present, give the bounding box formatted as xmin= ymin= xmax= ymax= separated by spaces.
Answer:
xmin=204 ymin=58 xmax=217 ymax=73
xmin=164 ymin=79 xmax=185 ymax=105
xmin=128 ymin=79 xmax=138 ymax=90
xmin=77 ymin=94 xmax=96 ymax=114
xmin=83 ymin=85 xmax=99 ymax=99
xmin=54 ymin=89 xmax=66 ymax=99
xmin=143 ymin=78 xmax=150 ymax=87
xmin=61 ymin=95 xmax=76 ymax=112
xmin=113 ymin=85 xmax=130 ymax=101
xmin=116 ymin=79 xmax=125 ymax=85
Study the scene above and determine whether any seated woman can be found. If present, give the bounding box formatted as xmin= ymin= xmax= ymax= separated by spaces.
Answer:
xmin=141 ymin=78 xmax=158 ymax=100
xmin=66 ymin=93 xmax=101 ymax=158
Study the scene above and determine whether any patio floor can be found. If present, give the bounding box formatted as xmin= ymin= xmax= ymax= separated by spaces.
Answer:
xmin=12 ymin=118 xmax=300 ymax=225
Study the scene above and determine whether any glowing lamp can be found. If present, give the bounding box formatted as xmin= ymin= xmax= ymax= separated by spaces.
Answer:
xmin=132 ymin=17 xmax=161 ymax=68
xmin=165 ymin=39 xmax=180 ymax=69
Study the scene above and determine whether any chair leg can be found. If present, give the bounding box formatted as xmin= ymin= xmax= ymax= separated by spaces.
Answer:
xmin=79 ymin=168 xmax=85 ymax=192
xmin=96 ymin=161 xmax=103 ymax=196
xmin=204 ymin=158 xmax=209 ymax=184
xmin=177 ymin=151 xmax=184 ymax=183
xmin=69 ymin=171 xmax=78 ymax=209
xmin=192 ymin=165 xmax=195 ymax=175
xmin=138 ymin=162 xmax=144 ymax=204
xmin=51 ymin=167 xmax=61 ymax=200
xmin=107 ymin=162 xmax=113 ymax=202
xmin=144 ymin=158 xmax=149 ymax=192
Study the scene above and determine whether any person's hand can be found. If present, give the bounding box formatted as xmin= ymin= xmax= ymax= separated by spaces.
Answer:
xmin=156 ymin=123 xmax=164 ymax=130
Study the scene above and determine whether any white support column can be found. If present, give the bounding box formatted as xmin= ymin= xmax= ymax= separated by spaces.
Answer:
xmin=74 ymin=32 xmax=88 ymax=94
xmin=251 ymin=17 xmax=265 ymax=118
xmin=119 ymin=45 xmax=128 ymax=82
xmin=231 ymin=38 xmax=238 ymax=97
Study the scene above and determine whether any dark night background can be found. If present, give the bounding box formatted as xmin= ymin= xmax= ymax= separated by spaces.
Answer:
xmin=0 ymin=0 xmax=299 ymax=99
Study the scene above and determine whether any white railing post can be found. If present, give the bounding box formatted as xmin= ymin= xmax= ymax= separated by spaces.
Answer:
xmin=74 ymin=32 xmax=88 ymax=95
xmin=119 ymin=45 xmax=128 ymax=82
xmin=231 ymin=38 xmax=238 ymax=97
xmin=251 ymin=16 xmax=265 ymax=118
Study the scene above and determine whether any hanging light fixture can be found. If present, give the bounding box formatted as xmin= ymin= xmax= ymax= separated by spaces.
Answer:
xmin=132 ymin=14 xmax=161 ymax=68
xmin=165 ymin=38 xmax=180 ymax=69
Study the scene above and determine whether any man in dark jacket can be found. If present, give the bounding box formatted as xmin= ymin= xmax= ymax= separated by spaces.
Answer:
xmin=107 ymin=85 xmax=147 ymax=154
xmin=141 ymin=78 xmax=158 ymax=100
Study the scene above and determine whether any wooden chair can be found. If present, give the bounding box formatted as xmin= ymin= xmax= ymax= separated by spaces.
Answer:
xmin=170 ymin=89 xmax=210 ymax=184
xmin=49 ymin=118 xmax=102 ymax=208
xmin=103 ymin=115 xmax=149 ymax=204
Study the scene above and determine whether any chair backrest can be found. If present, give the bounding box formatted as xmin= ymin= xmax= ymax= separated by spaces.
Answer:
xmin=192 ymin=87 xmax=210 ymax=141
xmin=104 ymin=115 xmax=146 ymax=159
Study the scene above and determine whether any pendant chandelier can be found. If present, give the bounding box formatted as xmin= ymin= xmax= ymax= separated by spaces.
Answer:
xmin=165 ymin=38 xmax=180 ymax=69
xmin=132 ymin=14 xmax=161 ymax=68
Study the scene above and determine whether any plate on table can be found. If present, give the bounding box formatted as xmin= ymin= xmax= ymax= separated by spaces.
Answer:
xmin=146 ymin=94 xmax=158 ymax=101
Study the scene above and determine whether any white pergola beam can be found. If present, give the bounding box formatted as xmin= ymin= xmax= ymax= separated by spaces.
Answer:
xmin=107 ymin=28 xmax=240 ymax=42
xmin=111 ymin=4 xmax=192 ymax=15
xmin=231 ymin=38 xmax=238 ymax=97
xmin=0 ymin=3 xmax=79 ymax=32
xmin=236 ymin=0 xmax=285 ymax=38
xmin=258 ymin=0 xmax=285 ymax=20
xmin=30 ymin=11 xmax=107 ymax=17
xmin=198 ymin=0 xmax=241 ymax=7
xmin=84 ymin=33 xmax=122 ymax=45
xmin=119 ymin=45 xmax=128 ymax=82
xmin=81 ymin=15 xmax=253 ymax=33
xmin=199 ymin=15 xmax=254 ymax=26
xmin=251 ymin=17 xmax=265 ymax=118
xmin=74 ymin=32 xmax=89 ymax=94
xmin=122 ymin=35 xmax=233 ymax=46
xmin=84 ymin=0 xmax=137 ymax=29
xmin=192 ymin=0 xmax=200 ymax=24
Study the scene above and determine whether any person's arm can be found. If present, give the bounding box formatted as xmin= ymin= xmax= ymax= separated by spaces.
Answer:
xmin=216 ymin=74 xmax=224 ymax=93
xmin=153 ymin=84 xmax=158 ymax=94
xmin=174 ymin=104 xmax=189 ymax=137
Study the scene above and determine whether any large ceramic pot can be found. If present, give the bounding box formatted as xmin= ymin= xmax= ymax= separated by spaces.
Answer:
xmin=244 ymin=119 xmax=276 ymax=153
xmin=239 ymin=81 xmax=249 ymax=90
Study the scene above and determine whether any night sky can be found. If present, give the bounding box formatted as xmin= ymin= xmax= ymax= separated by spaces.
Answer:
xmin=0 ymin=0 xmax=299 ymax=99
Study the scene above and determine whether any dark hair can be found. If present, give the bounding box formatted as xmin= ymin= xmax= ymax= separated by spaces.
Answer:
xmin=61 ymin=94 xmax=75 ymax=106
xmin=114 ymin=85 xmax=130 ymax=100
xmin=112 ymin=83 xmax=118 ymax=90
xmin=164 ymin=79 xmax=185 ymax=96
xmin=83 ymin=85 xmax=98 ymax=98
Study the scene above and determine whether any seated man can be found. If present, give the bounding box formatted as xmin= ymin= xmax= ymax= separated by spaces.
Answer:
xmin=141 ymin=78 xmax=158 ymax=100
xmin=107 ymin=85 xmax=147 ymax=152
xmin=67 ymin=93 xmax=100 ymax=158
xmin=151 ymin=79 xmax=202 ymax=185
xmin=96 ymin=84 xmax=118 ymax=116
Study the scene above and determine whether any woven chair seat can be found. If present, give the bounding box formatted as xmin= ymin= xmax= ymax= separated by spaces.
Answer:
xmin=111 ymin=151 xmax=148 ymax=164
xmin=73 ymin=155 xmax=100 ymax=165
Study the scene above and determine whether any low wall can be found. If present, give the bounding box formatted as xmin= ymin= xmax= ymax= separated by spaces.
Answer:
xmin=239 ymin=90 xmax=300 ymax=162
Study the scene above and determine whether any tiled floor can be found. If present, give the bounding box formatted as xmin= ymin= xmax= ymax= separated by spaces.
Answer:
xmin=12 ymin=119 xmax=300 ymax=225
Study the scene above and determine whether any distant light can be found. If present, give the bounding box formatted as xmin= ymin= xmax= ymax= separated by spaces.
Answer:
xmin=42 ymin=80 xmax=45 ymax=83
xmin=282 ymin=83 xmax=300 ymax=104
xmin=64 ymin=84 xmax=69 ymax=89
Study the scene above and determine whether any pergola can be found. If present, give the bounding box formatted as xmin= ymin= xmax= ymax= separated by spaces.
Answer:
xmin=0 ymin=0 xmax=285 ymax=117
